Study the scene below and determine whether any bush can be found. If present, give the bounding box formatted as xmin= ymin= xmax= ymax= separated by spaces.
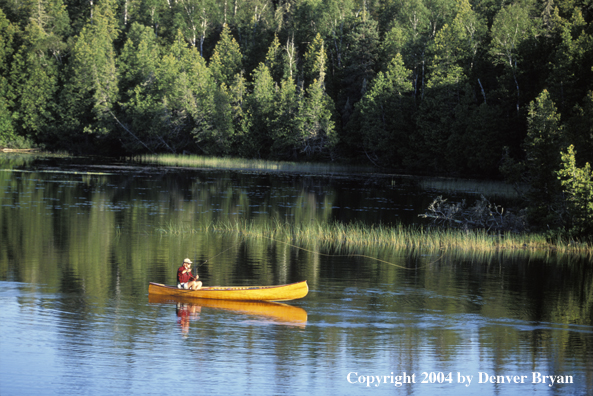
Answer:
xmin=557 ymin=145 xmax=593 ymax=237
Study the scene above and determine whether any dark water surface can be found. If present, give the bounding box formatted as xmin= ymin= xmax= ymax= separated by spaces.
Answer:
xmin=1 ymin=155 xmax=592 ymax=395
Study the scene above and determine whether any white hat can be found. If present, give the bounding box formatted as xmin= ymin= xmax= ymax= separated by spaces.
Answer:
xmin=183 ymin=258 xmax=192 ymax=264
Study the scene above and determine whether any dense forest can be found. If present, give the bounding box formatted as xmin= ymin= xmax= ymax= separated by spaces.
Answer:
xmin=0 ymin=0 xmax=592 ymax=234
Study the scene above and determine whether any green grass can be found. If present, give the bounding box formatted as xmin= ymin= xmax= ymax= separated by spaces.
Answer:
xmin=156 ymin=218 xmax=593 ymax=255
xmin=133 ymin=153 xmax=372 ymax=174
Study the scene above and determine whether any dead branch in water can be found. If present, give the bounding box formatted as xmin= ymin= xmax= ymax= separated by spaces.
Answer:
xmin=420 ymin=195 xmax=527 ymax=233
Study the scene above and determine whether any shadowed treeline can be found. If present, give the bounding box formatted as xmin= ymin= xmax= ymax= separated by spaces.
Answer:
xmin=1 ymin=0 xmax=591 ymax=178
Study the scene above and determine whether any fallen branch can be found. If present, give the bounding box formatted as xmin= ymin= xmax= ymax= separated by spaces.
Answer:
xmin=419 ymin=195 xmax=527 ymax=233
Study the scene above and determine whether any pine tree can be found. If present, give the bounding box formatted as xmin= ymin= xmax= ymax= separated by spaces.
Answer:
xmin=209 ymin=24 xmax=242 ymax=87
xmin=264 ymin=33 xmax=282 ymax=82
xmin=245 ymin=62 xmax=275 ymax=157
xmin=118 ymin=22 xmax=160 ymax=94
xmin=60 ymin=0 xmax=120 ymax=143
xmin=10 ymin=0 xmax=70 ymax=140
xmin=296 ymin=77 xmax=336 ymax=158
xmin=338 ymin=17 xmax=380 ymax=129
xmin=158 ymin=32 xmax=219 ymax=153
xmin=117 ymin=23 xmax=164 ymax=152
xmin=354 ymin=54 xmax=413 ymax=166
xmin=303 ymin=33 xmax=327 ymax=88
xmin=523 ymin=89 xmax=568 ymax=229
xmin=269 ymin=76 xmax=300 ymax=158
xmin=0 ymin=9 xmax=17 ymax=145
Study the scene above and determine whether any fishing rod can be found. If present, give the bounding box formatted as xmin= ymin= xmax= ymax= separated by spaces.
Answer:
xmin=258 ymin=235 xmax=443 ymax=270
xmin=198 ymin=242 xmax=242 ymax=266
xmin=190 ymin=235 xmax=440 ymax=273
xmin=190 ymin=241 xmax=244 ymax=279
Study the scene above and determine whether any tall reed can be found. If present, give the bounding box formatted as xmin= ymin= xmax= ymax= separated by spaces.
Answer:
xmin=156 ymin=218 xmax=593 ymax=256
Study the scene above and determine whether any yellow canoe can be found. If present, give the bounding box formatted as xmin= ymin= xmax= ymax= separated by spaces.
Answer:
xmin=148 ymin=280 xmax=308 ymax=301
xmin=148 ymin=294 xmax=307 ymax=327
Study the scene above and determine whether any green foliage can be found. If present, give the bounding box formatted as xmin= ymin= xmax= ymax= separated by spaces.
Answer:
xmin=303 ymin=33 xmax=327 ymax=86
xmin=59 ymin=0 xmax=120 ymax=143
xmin=9 ymin=0 xmax=70 ymax=139
xmin=172 ymin=0 xmax=218 ymax=52
xmin=296 ymin=78 xmax=337 ymax=158
xmin=522 ymin=89 xmax=568 ymax=229
xmin=566 ymin=90 xmax=593 ymax=166
xmin=161 ymin=34 xmax=219 ymax=153
xmin=489 ymin=0 xmax=538 ymax=113
xmin=244 ymin=62 xmax=275 ymax=157
xmin=118 ymin=23 xmax=160 ymax=92
xmin=557 ymin=145 xmax=593 ymax=237
xmin=10 ymin=48 xmax=59 ymax=137
xmin=339 ymin=18 xmax=380 ymax=116
xmin=0 ymin=0 xmax=590 ymax=215
xmin=264 ymin=33 xmax=282 ymax=81
xmin=0 ymin=9 xmax=17 ymax=145
xmin=209 ymin=24 xmax=242 ymax=87
xmin=269 ymin=76 xmax=300 ymax=158
xmin=546 ymin=8 xmax=592 ymax=112
xmin=353 ymin=54 xmax=414 ymax=166
xmin=0 ymin=95 xmax=16 ymax=145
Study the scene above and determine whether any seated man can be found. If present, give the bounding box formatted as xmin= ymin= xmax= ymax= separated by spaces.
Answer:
xmin=177 ymin=258 xmax=202 ymax=290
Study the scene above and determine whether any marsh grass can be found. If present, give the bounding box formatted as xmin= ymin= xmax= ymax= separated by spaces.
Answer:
xmin=156 ymin=219 xmax=593 ymax=256
xmin=133 ymin=153 xmax=372 ymax=174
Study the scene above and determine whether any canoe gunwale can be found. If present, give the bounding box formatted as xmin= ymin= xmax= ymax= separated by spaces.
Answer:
xmin=148 ymin=280 xmax=308 ymax=302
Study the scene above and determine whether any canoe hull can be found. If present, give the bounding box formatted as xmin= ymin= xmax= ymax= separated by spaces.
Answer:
xmin=148 ymin=280 xmax=308 ymax=301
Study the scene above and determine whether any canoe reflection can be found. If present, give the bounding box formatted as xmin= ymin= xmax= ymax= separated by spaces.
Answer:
xmin=149 ymin=294 xmax=308 ymax=329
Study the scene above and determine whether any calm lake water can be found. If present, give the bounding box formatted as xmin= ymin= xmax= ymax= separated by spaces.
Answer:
xmin=1 ymin=154 xmax=592 ymax=396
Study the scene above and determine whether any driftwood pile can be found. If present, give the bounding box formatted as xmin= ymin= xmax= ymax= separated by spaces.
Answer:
xmin=419 ymin=195 xmax=527 ymax=233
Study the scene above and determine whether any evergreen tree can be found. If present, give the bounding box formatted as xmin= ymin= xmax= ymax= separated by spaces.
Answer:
xmin=338 ymin=17 xmax=380 ymax=128
xmin=303 ymin=33 xmax=326 ymax=87
xmin=59 ymin=0 xmax=120 ymax=148
xmin=566 ymin=90 xmax=593 ymax=166
xmin=295 ymin=37 xmax=336 ymax=158
xmin=415 ymin=0 xmax=488 ymax=173
xmin=233 ymin=0 xmax=275 ymax=75
xmin=227 ymin=71 xmax=249 ymax=154
xmin=390 ymin=0 xmax=432 ymax=102
xmin=546 ymin=8 xmax=593 ymax=113
xmin=244 ymin=62 xmax=275 ymax=157
xmin=117 ymin=23 xmax=164 ymax=152
xmin=269 ymin=75 xmax=300 ymax=158
xmin=159 ymin=32 xmax=218 ymax=153
xmin=378 ymin=24 xmax=406 ymax=72
xmin=0 ymin=9 xmax=17 ymax=145
xmin=264 ymin=33 xmax=282 ymax=82
xmin=296 ymin=78 xmax=336 ymax=158
xmin=118 ymin=22 xmax=160 ymax=91
xmin=10 ymin=0 xmax=70 ymax=140
xmin=522 ymin=90 xmax=568 ymax=229
xmin=353 ymin=54 xmax=413 ymax=166
xmin=209 ymin=24 xmax=243 ymax=87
